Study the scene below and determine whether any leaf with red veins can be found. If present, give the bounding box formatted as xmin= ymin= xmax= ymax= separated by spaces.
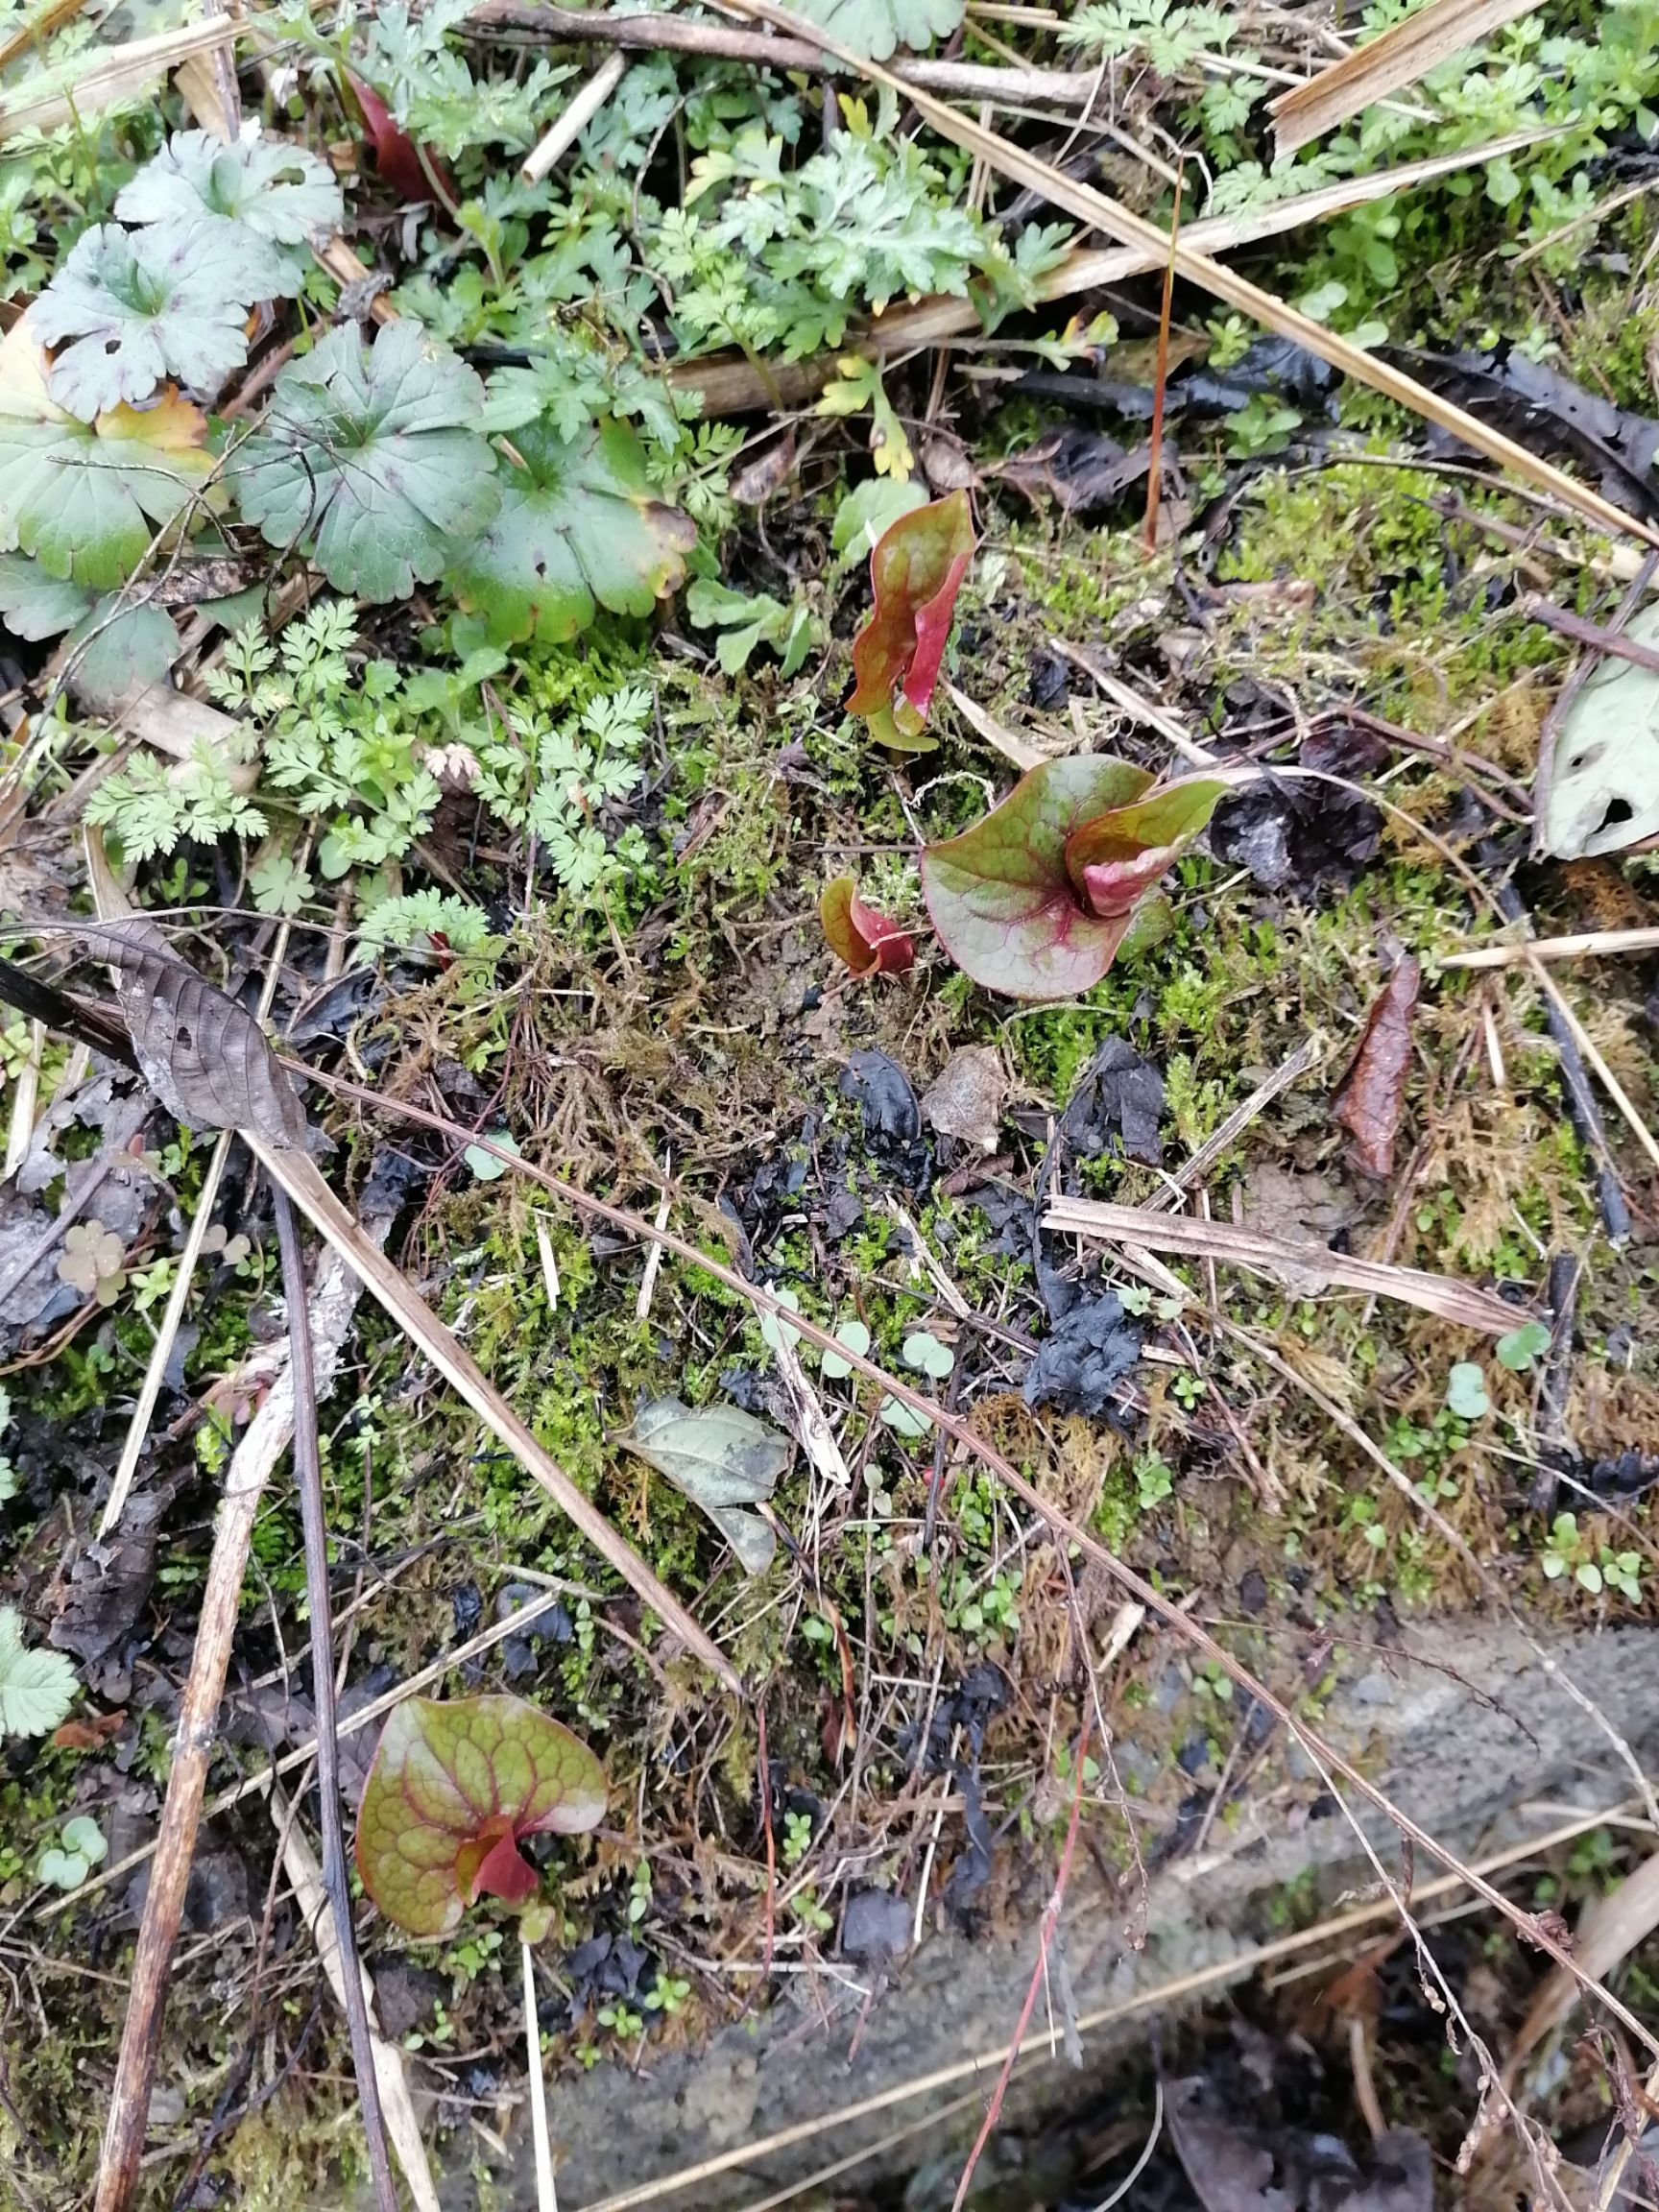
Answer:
xmin=355 ymin=1693 xmax=607 ymax=1938
xmin=821 ymin=876 xmax=915 ymax=975
xmin=347 ymin=76 xmax=454 ymax=207
xmin=847 ymin=490 xmax=974 ymax=738
xmin=920 ymin=757 xmax=1155 ymax=999
xmin=1064 ymin=780 xmax=1227 ymax=913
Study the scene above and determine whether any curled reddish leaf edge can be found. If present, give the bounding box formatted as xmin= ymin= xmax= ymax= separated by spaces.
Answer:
xmin=847 ymin=490 xmax=974 ymax=741
xmin=820 ymin=876 xmax=915 ymax=975
xmin=354 ymin=1693 xmax=608 ymax=1939
xmin=346 ymin=75 xmax=454 ymax=207
xmin=920 ymin=758 xmax=1227 ymax=1000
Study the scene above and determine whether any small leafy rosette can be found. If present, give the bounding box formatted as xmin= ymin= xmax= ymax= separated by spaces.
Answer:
xmin=355 ymin=1693 xmax=607 ymax=1938
xmin=920 ymin=757 xmax=1226 ymax=999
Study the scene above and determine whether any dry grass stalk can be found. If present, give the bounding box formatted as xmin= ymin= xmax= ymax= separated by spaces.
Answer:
xmin=93 ymin=1232 xmax=379 ymax=2212
xmin=1152 ymin=1036 xmax=1326 ymax=1201
xmin=520 ymin=51 xmax=628 ymax=186
xmin=942 ymin=678 xmax=1044 ymax=770
xmin=1269 ymin=0 xmax=1547 ymax=156
xmin=714 ymin=0 xmax=1655 ymax=546
xmin=1507 ymin=1849 xmax=1659 ymax=2091
xmin=245 ymin=1135 xmax=740 ymax=1691
xmin=523 ymin=1940 xmax=559 ymax=2212
xmin=276 ymin=1797 xmax=443 ymax=2212
xmin=1442 ymin=926 xmax=1659 ymax=970
xmin=1043 ymin=1193 xmax=1525 ymax=1334
xmin=299 ymin=1073 xmax=1659 ymax=2049
xmin=0 ymin=16 xmax=238 ymax=136
xmin=669 ymin=126 xmax=1561 ymax=415
xmin=1526 ymin=956 xmax=1659 ymax=1177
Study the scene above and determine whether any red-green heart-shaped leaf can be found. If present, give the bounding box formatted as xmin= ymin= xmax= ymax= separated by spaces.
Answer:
xmin=355 ymin=1694 xmax=607 ymax=1938
xmin=920 ymin=757 xmax=1153 ymax=999
xmin=821 ymin=876 xmax=915 ymax=975
xmin=847 ymin=490 xmax=974 ymax=736
xmin=1064 ymin=781 xmax=1227 ymax=912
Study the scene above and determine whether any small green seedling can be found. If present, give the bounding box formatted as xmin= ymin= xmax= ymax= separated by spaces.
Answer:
xmin=1496 ymin=1321 xmax=1551 ymax=1373
xmin=38 ymin=1815 xmax=108 ymax=1890
xmin=820 ymin=1318 xmax=871 ymax=1380
xmin=902 ymin=1330 xmax=953 ymax=1380
xmin=1445 ymin=1362 xmax=1490 ymax=1421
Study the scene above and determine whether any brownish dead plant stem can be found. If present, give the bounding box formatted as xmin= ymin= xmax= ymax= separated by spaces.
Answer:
xmin=468 ymin=0 xmax=1100 ymax=105
xmin=300 ymin=1068 xmax=1659 ymax=2059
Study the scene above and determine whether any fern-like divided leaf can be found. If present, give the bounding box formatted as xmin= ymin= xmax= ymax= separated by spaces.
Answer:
xmin=229 ymin=322 xmax=500 ymax=602
xmin=33 ymin=219 xmax=271 ymax=420
xmin=445 ymin=418 xmax=694 ymax=646
xmin=0 ymin=1605 xmax=77 ymax=1740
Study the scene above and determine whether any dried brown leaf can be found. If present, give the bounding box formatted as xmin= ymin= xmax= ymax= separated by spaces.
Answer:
xmin=1332 ymin=957 xmax=1421 ymax=1180
xmin=84 ymin=921 xmax=307 ymax=1148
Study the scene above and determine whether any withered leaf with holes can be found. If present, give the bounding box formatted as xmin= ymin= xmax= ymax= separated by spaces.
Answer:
xmin=81 ymin=921 xmax=307 ymax=1147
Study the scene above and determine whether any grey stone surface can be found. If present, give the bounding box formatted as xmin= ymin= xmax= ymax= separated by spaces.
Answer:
xmin=449 ymin=1619 xmax=1659 ymax=2212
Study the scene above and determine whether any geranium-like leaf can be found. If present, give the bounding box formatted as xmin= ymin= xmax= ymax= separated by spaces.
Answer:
xmin=0 ymin=321 xmax=214 ymax=589
xmin=115 ymin=129 xmax=344 ymax=297
xmin=619 ymin=1396 xmax=786 ymax=1576
xmin=0 ymin=554 xmax=180 ymax=710
xmin=355 ymin=1694 xmax=607 ymax=1939
xmin=790 ymin=0 xmax=965 ymax=61
xmin=0 ymin=1605 xmax=77 ymax=1740
xmin=820 ymin=876 xmax=914 ymax=975
xmin=118 ymin=129 xmax=344 ymax=243
xmin=446 ymin=418 xmax=695 ymax=647
xmin=921 ymin=757 xmax=1152 ymax=999
xmin=229 ymin=322 xmax=499 ymax=601
xmin=1063 ymin=781 xmax=1226 ymax=912
xmin=847 ymin=490 xmax=974 ymax=738
xmin=34 ymin=220 xmax=265 ymax=421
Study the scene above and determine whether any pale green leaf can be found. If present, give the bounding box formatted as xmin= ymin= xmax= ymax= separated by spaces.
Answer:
xmin=35 ymin=220 xmax=268 ymax=420
xmin=0 ymin=1606 xmax=77 ymax=1739
xmin=447 ymin=418 xmax=695 ymax=647
xmin=230 ymin=323 xmax=499 ymax=602
xmin=790 ymin=0 xmax=964 ymax=61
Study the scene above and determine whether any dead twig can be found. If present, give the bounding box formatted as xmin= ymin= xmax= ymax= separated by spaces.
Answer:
xmin=1043 ymin=1194 xmax=1526 ymax=1334
xmin=271 ymin=1187 xmax=397 ymax=2212
xmin=1268 ymin=0 xmax=1545 ymax=154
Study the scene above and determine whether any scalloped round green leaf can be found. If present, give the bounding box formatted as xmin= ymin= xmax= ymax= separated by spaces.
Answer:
xmin=229 ymin=322 xmax=499 ymax=602
xmin=446 ymin=418 xmax=696 ymax=647
xmin=0 ymin=556 xmax=180 ymax=710
xmin=790 ymin=0 xmax=965 ymax=60
xmin=117 ymin=129 xmax=345 ymax=246
xmin=355 ymin=1693 xmax=607 ymax=1939
xmin=34 ymin=220 xmax=265 ymax=421
xmin=920 ymin=757 xmax=1154 ymax=1000
xmin=0 ymin=342 xmax=215 ymax=590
